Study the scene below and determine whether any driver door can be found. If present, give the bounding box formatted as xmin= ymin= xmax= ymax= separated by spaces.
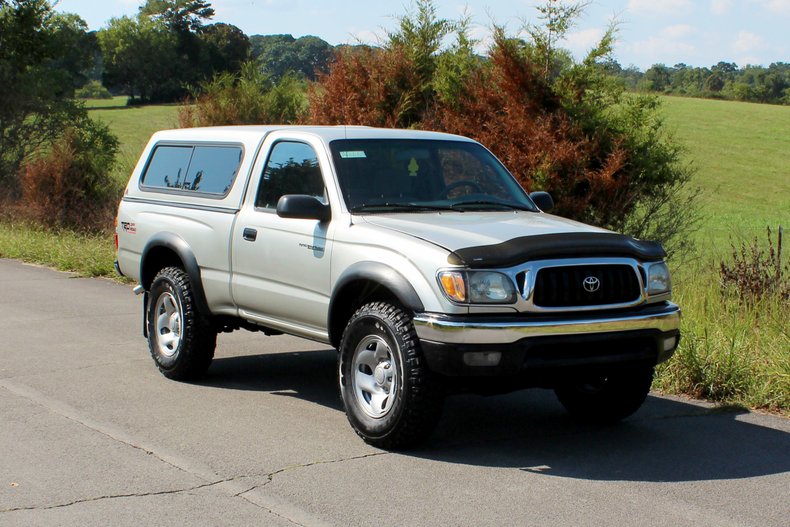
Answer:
xmin=231 ymin=137 xmax=334 ymax=339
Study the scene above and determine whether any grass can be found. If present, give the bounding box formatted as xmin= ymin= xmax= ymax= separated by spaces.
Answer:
xmin=659 ymin=96 xmax=790 ymax=255
xmin=0 ymin=94 xmax=787 ymax=414
xmin=82 ymin=95 xmax=129 ymax=109
xmin=0 ymin=221 xmax=116 ymax=277
xmin=654 ymin=259 xmax=789 ymax=414
xmin=87 ymin=99 xmax=181 ymax=179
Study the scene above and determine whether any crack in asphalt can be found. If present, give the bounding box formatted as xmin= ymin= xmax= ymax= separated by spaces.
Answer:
xmin=0 ymin=452 xmax=387 ymax=525
xmin=234 ymin=451 xmax=390 ymax=498
xmin=0 ymin=479 xmax=233 ymax=513
xmin=0 ymin=380 xmax=334 ymax=526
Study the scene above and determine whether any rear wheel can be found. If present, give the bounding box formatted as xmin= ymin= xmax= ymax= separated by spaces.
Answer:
xmin=554 ymin=365 xmax=654 ymax=423
xmin=338 ymin=302 xmax=443 ymax=449
xmin=147 ymin=267 xmax=216 ymax=380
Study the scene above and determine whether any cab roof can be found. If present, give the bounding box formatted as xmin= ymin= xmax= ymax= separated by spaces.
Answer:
xmin=148 ymin=125 xmax=476 ymax=144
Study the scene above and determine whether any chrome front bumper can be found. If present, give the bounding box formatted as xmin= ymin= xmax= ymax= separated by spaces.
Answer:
xmin=413 ymin=303 xmax=681 ymax=345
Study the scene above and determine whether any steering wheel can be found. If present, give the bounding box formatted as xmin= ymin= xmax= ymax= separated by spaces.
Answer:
xmin=441 ymin=180 xmax=483 ymax=197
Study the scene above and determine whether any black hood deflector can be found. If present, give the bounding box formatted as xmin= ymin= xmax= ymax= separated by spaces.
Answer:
xmin=447 ymin=232 xmax=666 ymax=268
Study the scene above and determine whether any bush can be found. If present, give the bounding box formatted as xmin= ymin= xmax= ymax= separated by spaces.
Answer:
xmin=15 ymin=115 xmax=120 ymax=232
xmin=655 ymin=262 xmax=789 ymax=414
xmin=307 ymin=0 xmax=698 ymax=257
xmin=307 ymin=46 xmax=424 ymax=128
xmin=178 ymin=61 xmax=307 ymax=127
xmin=720 ymin=226 xmax=789 ymax=304
xmin=75 ymin=80 xmax=113 ymax=99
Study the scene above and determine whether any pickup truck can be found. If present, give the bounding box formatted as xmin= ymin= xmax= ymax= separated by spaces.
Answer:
xmin=115 ymin=125 xmax=680 ymax=448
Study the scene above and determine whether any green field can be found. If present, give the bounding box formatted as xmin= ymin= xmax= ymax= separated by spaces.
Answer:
xmin=2 ymin=95 xmax=788 ymax=413
xmin=86 ymin=98 xmax=181 ymax=176
xmin=659 ymin=96 xmax=790 ymax=255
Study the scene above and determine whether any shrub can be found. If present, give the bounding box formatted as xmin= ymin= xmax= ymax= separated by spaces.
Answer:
xmin=720 ymin=226 xmax=789 ymax=304
xmin=307 ymin=46 xmax=423 ymax=128
xmin=178 ymin=61 xmax=307 ymax=127
xmin=16 ymin=115 xmax=120 ymax=231
xmin=307 ymin=0 xmax=698 ymax=257
xmin=75 ymin=80 xmax=113 ymax=99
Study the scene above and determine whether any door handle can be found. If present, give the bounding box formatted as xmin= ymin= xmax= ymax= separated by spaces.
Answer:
xmin=242 ymin=228 xmax=257 ymax=241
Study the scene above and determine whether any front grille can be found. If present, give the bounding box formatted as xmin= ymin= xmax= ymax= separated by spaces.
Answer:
xmin=532 ymin=264 xmax=641 ymax=307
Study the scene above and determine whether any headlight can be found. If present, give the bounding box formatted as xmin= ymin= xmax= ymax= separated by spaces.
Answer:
xmin=646 ymin=262 xmax=671 ymax=295
xmin=438 ymin=271 xmax=516 ymax=304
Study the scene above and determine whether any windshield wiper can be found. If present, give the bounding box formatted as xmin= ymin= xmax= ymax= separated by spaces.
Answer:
xmin=350 ymin=203 xmax=461 ymax=213
xmin=450 ymin=200 xmax=535 ymax=211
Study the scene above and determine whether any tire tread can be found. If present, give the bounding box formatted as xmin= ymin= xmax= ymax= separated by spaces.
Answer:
xmin=148 ymin=266 xmax=216 ymax=381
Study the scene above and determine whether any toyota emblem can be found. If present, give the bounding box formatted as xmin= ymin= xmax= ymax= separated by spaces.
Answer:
xmin=583 ymin=276 xmax=600 ymax=293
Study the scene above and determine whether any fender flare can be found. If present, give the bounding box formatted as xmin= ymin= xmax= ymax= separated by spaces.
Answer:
xmin=140 ymin=233 xmax=211 ymax=318
xmin=328 ymin=261 xmax=425 ymax=346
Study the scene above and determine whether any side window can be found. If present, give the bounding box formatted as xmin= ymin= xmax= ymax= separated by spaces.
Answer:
xmin=184 ymin=146 xmax=242 ymax=194
xmin=141 ymin=146 xmax=192 ymax=190
xmin=141 ymin=144 xmax=242 ymax=196
xmin=256 ymin=141 xmax=326 ymax=209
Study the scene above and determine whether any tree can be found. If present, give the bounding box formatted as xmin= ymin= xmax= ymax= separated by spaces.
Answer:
xmin=293 ymin=36 xmax=334 ymax=79
xmin=0 ymin=0 xmax=105 ymax=192
xmin=199 ymin=22 xmax=250 ymax=75
xmin=250 ymin=34 xmax=333 ymax=81
xmin=524 ymin=0 xmax=589 ymax=80
xmin=0 ymin=0 xmax=119 ymax=227
xmin=138 ymin=0 xmax=213 ymax=32
xmin=643 ymin=64 xmax=672 ymax=92
xmin=705 ymin=73 xmax=725 ymax=93
xmin=98 ymin=16 xmax=179 ymax=102
xmin=138 ymin=0 xmax=215 ymax=97
xmin=46 ymin=12 xmax=97 ymax=90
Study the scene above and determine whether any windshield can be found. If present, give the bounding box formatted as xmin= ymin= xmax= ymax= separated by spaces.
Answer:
xmin=329 ymin=139 xmax=537 ymax=213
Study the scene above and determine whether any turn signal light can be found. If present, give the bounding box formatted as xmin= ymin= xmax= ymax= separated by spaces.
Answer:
xmin=439 ymin=271 xmax=466 ymax=302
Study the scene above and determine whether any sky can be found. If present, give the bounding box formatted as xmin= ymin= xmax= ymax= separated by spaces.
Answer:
xmin=54 ymin=0 xmax=790 ymax=69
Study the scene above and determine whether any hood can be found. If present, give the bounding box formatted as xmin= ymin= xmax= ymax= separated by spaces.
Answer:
xmin=360 ymin=212 xmax=665 ymax=267
xmin=361 ymin=211 xmax=605 ymax=252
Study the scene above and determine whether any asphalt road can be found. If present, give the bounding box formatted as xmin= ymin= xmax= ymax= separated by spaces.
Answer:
xmin=1 ymin=258 xmax=788 ymax=527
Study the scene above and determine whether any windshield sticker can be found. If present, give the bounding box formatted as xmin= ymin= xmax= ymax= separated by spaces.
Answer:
xmin=408 ymin=157 xmax=420 ymax=176
xmin=339 ymin=151 xmax=367 ymax=159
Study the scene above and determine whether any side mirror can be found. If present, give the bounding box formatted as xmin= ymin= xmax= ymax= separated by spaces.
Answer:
xmin=529 ymin=191 xmax=554 ymax=212
xmin=276 ymin=195 xmax=331 ymax=222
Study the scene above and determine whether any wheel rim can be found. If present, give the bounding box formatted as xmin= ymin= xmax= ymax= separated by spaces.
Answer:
xmin=352 ymin=334 xmax=398 ymax=419
xmin=154 ymin=292 xmax=182 ymax=357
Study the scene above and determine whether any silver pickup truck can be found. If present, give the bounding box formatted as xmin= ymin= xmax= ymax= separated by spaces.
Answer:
xmin=115 ymin=125 xmax=680 ymax=448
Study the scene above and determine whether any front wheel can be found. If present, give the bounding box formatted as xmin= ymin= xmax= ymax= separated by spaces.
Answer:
xmin=147 ymin=267 xmax=216 ymax=381
xmin=554 ymin=365 xmax=655 ymax=423
xmin=338 ymin=302 xmax=443 ymax=449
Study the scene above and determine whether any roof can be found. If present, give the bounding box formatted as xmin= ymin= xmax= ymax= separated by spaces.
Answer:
xmin=148 ymin=125 xmax=476 ymax=144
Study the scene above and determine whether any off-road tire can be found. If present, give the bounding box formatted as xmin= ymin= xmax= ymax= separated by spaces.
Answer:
xmin=554 ymin=365 xmax=655 ymax=423
xmin=147 ymin=266 xmax=216 ymax=381
xmin=338 ymin=302 xmax=443 ymax=449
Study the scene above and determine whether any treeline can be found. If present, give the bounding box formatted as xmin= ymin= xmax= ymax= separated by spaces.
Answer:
xmin=17 ymin=0 xmax=786 ymax=107
xmin=607 ymin=61 xmax=790 ymax=105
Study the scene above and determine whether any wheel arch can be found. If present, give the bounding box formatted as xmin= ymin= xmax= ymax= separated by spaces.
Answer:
xmin=140 ymin=233 xmax=211 ymax=318
xmin=328 ymin=262 xmax=425 ymax=348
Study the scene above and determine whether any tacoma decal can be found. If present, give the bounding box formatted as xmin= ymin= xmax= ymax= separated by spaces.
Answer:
xmin=299 ymin=242 xmax=325 ymax=253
